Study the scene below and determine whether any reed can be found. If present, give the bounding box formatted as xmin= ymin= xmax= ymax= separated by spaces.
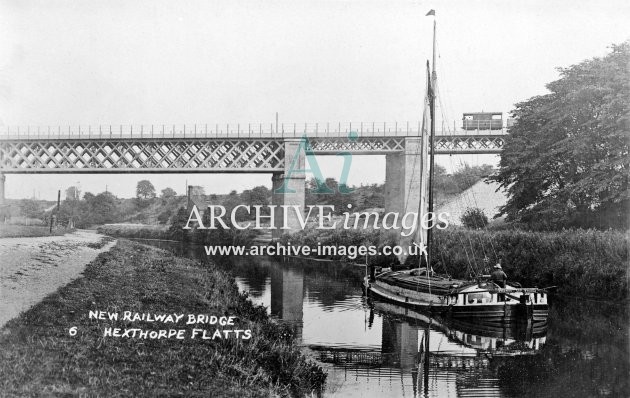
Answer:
xmin=282 ymin=226 xmax=628 ymax=300
xmin=432 ymin=228 xmax=629 ymax=300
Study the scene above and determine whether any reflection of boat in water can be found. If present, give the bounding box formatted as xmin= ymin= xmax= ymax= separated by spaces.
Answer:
xmin=364 ymin=15 xmax=549 ymax=326
xmin=371 ymin=300 xmax=547 ymax=357
xmin=309 ymin=301 xmax=546 ymax=367
xmin=309 ymin=300 xmax=547 ymax=397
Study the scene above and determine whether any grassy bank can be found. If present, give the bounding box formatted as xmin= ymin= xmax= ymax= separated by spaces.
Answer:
xmin=0 ymin=224 xmax=72 ymax=238
xmin=0 ymin=240 xmax=325 ymax=397
xmin=281 ymin=226 xmax=628 ymax=300
xmin=97 ymin=223 xmax=171 ymax=240
xmin=97 ymin=221 xmax=259 ymax=247
xmin=433 ymin=228 xmax=628 ymax=300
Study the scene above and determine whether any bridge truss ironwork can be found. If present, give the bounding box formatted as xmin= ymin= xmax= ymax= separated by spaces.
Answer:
xmin=0 ymin=126 xmax=506 ymax=173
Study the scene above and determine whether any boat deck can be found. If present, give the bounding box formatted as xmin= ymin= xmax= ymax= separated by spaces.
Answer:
xmin=377 ymin=270 xmax=474 ymax=295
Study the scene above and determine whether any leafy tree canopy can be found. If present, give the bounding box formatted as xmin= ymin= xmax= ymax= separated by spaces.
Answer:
xmin=161 ymin=187 xmax=177 ymax=198
xmin=19 ymin=199 xmax=43 ymax=219
xmin=490 ymin=42 xmax=629 ymax=229
xmin=87 ymin=191 xmax=120 ymax=225
xmin=136 ymin=180 xmax=156 ymax=200
xmin=189 ymin=186 xmax=205 ymax=196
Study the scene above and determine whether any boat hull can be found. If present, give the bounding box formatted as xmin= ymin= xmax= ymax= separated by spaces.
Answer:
xmin=366 ymin=277 xmax=548 ymax=325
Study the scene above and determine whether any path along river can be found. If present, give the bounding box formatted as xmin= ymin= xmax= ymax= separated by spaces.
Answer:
xmin=0 ymin=230 xmax=116 ymax=328
xmin=138 ymin=239 xmax=628 ymax=398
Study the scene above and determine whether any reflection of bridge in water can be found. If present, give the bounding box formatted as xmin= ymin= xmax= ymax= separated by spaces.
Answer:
xmin=308 ymin=345 xmax=495 ymax=370
xmin=254 ymin=258 xmax=547 ymax=396
xmin=132 ymin=241 xmax=625 ymax=398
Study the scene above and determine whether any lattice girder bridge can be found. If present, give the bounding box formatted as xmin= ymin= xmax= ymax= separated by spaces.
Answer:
xmin=0 ymin=132 xmax=504 ymax=174
xmin=0 ymin=137 xmax=419 ymax=174
xmin=0 ymin=126 xmax=506 ymax=244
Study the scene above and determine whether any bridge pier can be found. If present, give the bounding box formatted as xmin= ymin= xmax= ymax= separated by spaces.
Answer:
xmin=384 ymin=137 xmax=425 ymax=264
xmin=271 ymin=264 xmax=304 ymax=341
xmin=271 ymin=139 xmax=306 ymax=240
xmin=0 ymin=173 xmax=5 ymax=205
xmin=381 ymin=317 xmax=420 ymax=368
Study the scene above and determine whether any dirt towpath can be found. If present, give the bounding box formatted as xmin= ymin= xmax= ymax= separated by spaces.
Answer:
xmin=0 ymin=230 xmax=116 ymax=328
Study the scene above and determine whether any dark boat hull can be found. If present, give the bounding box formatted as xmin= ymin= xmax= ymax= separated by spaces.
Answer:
xmin=366 ymin=279 xmax=548 ymax=325
xmin=448 ymin=303 xmax=549 ymax=324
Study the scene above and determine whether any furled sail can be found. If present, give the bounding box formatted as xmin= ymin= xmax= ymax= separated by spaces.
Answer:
xmin=415 ymin=63 xmax=432 ymax=254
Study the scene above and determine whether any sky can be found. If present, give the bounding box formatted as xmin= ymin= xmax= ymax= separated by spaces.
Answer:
xmin=1 ymin=0 xmax=628 ymax=199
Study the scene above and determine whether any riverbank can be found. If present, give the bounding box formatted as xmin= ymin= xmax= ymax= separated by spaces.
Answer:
xmin=96 ymin=223 xmax=171 ymax=240
xmin=96 ymin=222 xmax=258 ymax=246
xmin=433 ymin=228 xmax=628 ymax=300
xmin=0 ymin=230 xmax=116 ymax=328
xmin=0 ymin=239 xmax=325 ymax=396
xmin=96 ymin=222 xmax=628 ymax=300
xmin=280 ymin=226 xmax=628 ymax=300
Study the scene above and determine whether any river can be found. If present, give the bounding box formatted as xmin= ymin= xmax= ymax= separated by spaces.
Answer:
xmin=137 ymin=239 xmax=628 ymax=398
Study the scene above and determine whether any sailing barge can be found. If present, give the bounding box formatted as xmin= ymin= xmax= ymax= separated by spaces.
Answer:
xmin=366 ymin=269 xmax=549 ymax=324
xmin=364 ymin=11 xmax=549 ymax=326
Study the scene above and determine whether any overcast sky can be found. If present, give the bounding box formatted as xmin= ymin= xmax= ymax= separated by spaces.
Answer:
xmin=1 ymin=0 xmax=628 ymax=199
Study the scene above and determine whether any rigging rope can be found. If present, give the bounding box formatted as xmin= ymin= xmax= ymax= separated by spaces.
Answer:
xmin=432 ymin=41 xmax=505 ymax=275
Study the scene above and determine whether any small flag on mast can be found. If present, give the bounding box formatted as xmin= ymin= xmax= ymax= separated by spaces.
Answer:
xmin=426 ymin=9 xmax=435 ymax=16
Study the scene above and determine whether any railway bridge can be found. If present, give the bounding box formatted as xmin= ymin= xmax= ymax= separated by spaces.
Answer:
xmin=0 ymin=122 xmax=507 ymax=239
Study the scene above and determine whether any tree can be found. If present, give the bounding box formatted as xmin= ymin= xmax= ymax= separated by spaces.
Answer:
xmin=452 ymin=164 xmax=494 ymax=192
xmin=433 ymin=164 xmax=494 ymax=200
xmin=460 ymin=207 xmax=489 ymax=229
xmin=157 ymin=210 xmax=171 ymax=224
xmin=161 ymin=187 xmax=177 ymax=199
xmin=249 ymin=186 xmax=270 ymax=206
xmin=88 ymin=191 xmax=119 ymax=225
xmin=20 ymin=199 xmax=43 ymax=219
xmin=490 ymin=42 xmax=629 ymax=230
xmin=189 ymin=186 xmax=205 ymax=196
xmin=169 ymin=206 xmax=191 ymax=241
xmin=305 ymin=177 xmax=354 ymax=214
xmin=136 ymin=180 xmax=156 ymax=200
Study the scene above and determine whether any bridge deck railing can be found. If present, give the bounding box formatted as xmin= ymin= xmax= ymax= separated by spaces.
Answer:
xmin=0 ymin=123 xmax=508 ymax=140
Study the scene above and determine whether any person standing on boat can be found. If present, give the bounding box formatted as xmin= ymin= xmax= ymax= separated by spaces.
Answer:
xmin=491 ymin=263 xmax=507 ymax=288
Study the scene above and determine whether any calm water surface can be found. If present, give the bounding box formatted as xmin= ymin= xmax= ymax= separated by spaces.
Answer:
xmin=137 ymin=240 xmax=628 ymax=398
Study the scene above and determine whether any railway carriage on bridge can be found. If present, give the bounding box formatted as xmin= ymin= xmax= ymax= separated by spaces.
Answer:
xmin=462 ymin=112 xmax=503 ymax=130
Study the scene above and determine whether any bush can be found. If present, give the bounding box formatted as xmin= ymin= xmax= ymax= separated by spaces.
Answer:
xmin=461 ymin=207 xmax=489 ymax=229
xmin=157 ymin=210 xmax=171 ymax=224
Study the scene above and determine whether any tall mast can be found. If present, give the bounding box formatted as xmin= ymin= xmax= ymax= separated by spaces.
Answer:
xmin=426 ymin=13 xmax=437 ymax=270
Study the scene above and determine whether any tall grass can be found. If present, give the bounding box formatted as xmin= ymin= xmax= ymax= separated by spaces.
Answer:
xmin=281 ymin=226 xmax=628 ymax=300
xmin=433 ymin=228 xmax=629 ymax=300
